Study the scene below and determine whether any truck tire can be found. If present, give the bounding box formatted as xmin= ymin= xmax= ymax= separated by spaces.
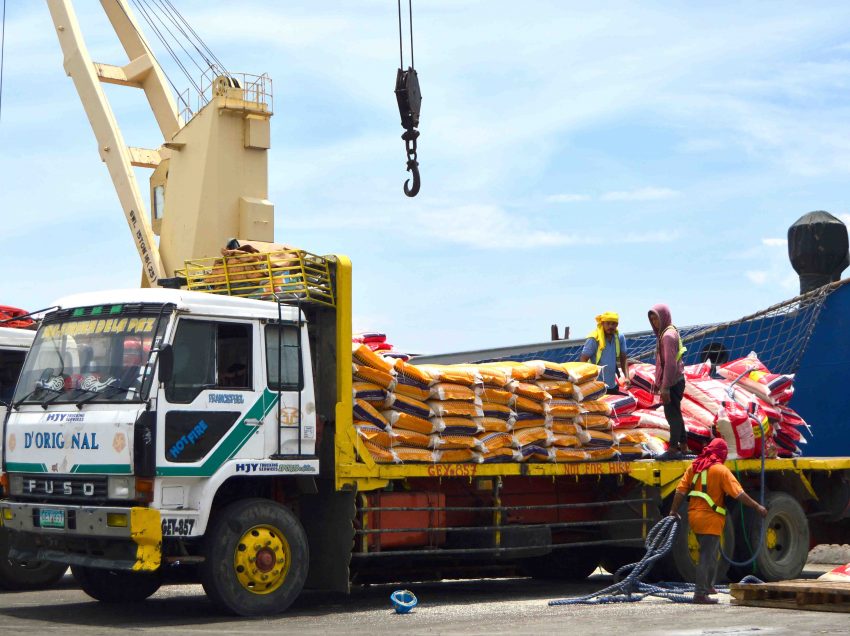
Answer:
xmin=523 ymin=548 xmax=600 ymax=580
xmin=666 ymin=512 xmax=735 ymax=583
xmin=71 ymin=565 xmax=161 ymax=602
xmin=0 ymin=528 xmax=68 ymax=591
xmin=749 ymin=491 xmax=809 ymax=581
xmin=200 ymin=498 xmax=309 ymax=616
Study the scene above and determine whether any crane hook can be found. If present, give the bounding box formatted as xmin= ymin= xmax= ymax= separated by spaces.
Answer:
xmin=404 ymin=157 xmax=420 ymax=197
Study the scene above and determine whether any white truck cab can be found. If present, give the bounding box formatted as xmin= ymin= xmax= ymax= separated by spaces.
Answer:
xmin=1 ymin=287 xmax=324 ymax=609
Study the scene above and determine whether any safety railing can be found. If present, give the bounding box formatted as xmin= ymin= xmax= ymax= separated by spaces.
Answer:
xmin=176 ymin=249 xmax=335 ymax=308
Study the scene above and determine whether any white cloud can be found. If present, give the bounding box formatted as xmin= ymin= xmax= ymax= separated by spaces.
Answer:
xmin=762 ymin=238 xmax=788 ymax=247
xmin=746 ymin=270 xmax=769 ymax=285
xmin=546 ymin=193 xmax=591 ymax=203
xmin=600 ymin=187 xmax=680 ymax=202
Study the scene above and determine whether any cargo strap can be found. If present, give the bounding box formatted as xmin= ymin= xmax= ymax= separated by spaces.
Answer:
xmin=687 ymin=470 xmax=726 ymax=515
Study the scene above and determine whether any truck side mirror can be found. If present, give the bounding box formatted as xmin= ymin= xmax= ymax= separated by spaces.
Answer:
xmin=158 ymin=344 xmax=174 ymax=384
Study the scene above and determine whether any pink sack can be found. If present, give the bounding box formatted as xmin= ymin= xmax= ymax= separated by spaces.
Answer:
xmin=684 ymin=378 xmax=734 ymax=415
xmin=628 ymin=363 xmax=657 ymax=393
xmin=684 ymin=361 xmax=712 ymax=380
xmin=681 ymin=397 xmax=715 ymax=430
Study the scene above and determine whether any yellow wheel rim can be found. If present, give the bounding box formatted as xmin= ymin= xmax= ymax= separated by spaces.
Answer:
xmin=233 ymin=524 xmax=291 ymax=595
xmin=766 ymin=526 xmax=778 ymax=550
xmin=687 ymin=528 xmax=729 ymax=565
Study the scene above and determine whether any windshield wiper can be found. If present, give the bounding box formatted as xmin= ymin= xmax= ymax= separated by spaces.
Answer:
xmin=41 ymin=387 xmax=89 ymax=409
xmin=75 ymin=382 xmax=138 ymax=407
xmin=13 ymin=387 xmax=62 ymax=410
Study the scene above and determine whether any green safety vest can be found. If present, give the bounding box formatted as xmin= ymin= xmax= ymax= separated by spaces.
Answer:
xmin=687 ymin=470 xmax=726 ymax=516
xmin=661 ymin=325 xmax=687 ymax=362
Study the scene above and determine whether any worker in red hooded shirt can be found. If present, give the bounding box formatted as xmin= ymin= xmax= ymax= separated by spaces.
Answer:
xmin=668 ymin=438 xmax=767 ymax=604
xmin=648 ymin=303 xmax=689 ymax=460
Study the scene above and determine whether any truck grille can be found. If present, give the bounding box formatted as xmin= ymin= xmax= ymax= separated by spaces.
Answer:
xmin=14 ymin=474 xmax=109 ymax=504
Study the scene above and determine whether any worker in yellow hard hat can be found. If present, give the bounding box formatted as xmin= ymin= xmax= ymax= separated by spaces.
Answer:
xmin=580 ymin=311 xmax=630 ymax=394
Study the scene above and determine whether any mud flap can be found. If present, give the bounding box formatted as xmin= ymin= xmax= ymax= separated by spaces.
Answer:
xmin=300 ymin=479 xmax=355 ymax=593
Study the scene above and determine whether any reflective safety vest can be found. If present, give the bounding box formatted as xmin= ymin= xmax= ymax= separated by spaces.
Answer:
xmin=594 ymin=334 xmax=621 ymax=365
xmin=661 ymin=325 xmax=687 ymax=362
xmin=687 ymin=470 xmax=726 ymax=515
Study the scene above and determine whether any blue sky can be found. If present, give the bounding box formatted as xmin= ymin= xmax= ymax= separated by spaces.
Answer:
xmin=3 ymin=1 xmax=850 ymax=354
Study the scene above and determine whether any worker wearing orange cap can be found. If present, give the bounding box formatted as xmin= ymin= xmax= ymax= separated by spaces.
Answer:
xmin=580 ymin=311 xmax=630 ymax=394
xmin=668 ymin=438 xmax=767 ymax=604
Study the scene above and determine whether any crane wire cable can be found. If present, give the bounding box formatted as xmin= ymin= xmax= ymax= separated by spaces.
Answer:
xmin=148 ymin=0 xmax=225 ymax=78
xmin=0 ymin=0 xmax=6 ymax=124
xmin=397 ymin=0 xmax=415 ymax=69
xmin=131 ymin=0 xmax=204 ymax=96
xmin=162 ymin=0 xmax=229 ymax=77
xmin=143 ymin=0 xmax=211 ymax=78
xmin=113 ymin=0 xmax=190 ymax=114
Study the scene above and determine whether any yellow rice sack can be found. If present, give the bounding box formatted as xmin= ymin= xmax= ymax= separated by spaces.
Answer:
xmin=513 ymin=395 xmax=547 ymax=415
xmin=466 ymin=365 xmax=511 ymax=388
xmin=384 ymin=393 xmax=432 ymax=419
xmin=382 ymin=410 xmax=443 ymax=434
xmin=525 ymin=360 xmax=571 ymax=381
xmin=393 ymin=359 xmax=433 ymax=386
xmin=550 ymin=433 xmax=580 ymax=448
xmin=353 ymin=382 xmax=388 ymax=405
xmin=581 ymin=399 xmax=613 ymax=415
xmin=480 ymin=388 xmax=512 ymax=405
xmin=477 ymin=416 xmax=512 ymax=433
xmin=477 ymin=432 xmax=514 ymax=452
xmin=394 ymin=381 xmax=431 ymax=402
xmin=437 ymin=448 xmax=476 ymax=463
xmin=549 ymin=400 xmax=580 ymax=419
xmin=429 ymin=382 xmax=477 ymax=402
xmin=482 ymin=361 xmax=539 ymax=381
xmin=509 ymin=381 xmax=551 ymax=402
xmin=355 ymin=423 xmax=392 ymax=448
xmin=429 ymin=400 xmax=484 ymax=418
xmin=562 ymin=361 xmax=602 ymax=384
xmin=551 ymin=420 xmax=580 ymax=435
xmin=476 ymin=447 xmax=523 ymax=463
xmin=391 ymin=428 xmax=433 ymax=448
xmin=586 ymin=447 xmax=617 ymax=461
xmin=513 ymin=427 xmax=550 ymax=447
xmin=481 ymin=402 xmax=516 ymax=421
xmin=415 ymin=364 xmax=480 ymax=387
xmin=431 ymin=417 xmax=482 ymax=434
xmin=580 ymin=414 xmax=613 ymax=430
xmin=550 ymin=448 xmax=589 ymax=462
xmin=352 ymin=343 xmax=395 ymax=373
xmin=536 ymin=380 xmax=574 ymax=398
xmin=362 ymin=440 xmax=398 ymax=463
xmin=353 ymin=399 xmax=389 ymax=429
xmin=512 ymin=416 xmax=548 ymax=430
xmin=435 ymin=434 xmax=481 ymax=450
xmin=353 ymin=363 xmax=395 ymax=389
xmin=394 ymin=446 xmax=437 ymax=463
xmin=573 ymin=380 xmax=607 ymax=402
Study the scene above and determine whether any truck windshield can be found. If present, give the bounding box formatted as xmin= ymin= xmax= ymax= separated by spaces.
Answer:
xmin=13 ymin=309 xmax=169 ymax=406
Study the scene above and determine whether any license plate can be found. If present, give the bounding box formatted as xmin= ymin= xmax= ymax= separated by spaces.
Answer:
xmin=39 ymin=508 xmax=65 ymax=529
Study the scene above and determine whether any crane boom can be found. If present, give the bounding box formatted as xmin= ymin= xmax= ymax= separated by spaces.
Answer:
xmin=45 ymin=0 xmax=275 ymax=285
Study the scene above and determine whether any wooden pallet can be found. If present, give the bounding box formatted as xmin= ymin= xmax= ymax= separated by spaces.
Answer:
xmin=730 ymin=579 xmax=850 ymax=613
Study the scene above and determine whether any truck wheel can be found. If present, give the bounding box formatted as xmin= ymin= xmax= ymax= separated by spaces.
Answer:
xmin=0 ymin=528 xmax=67 ymax=591
xmin=750 ymin=491 xmax=809 ymax=581
xmin=666 ymin=512 xmax=735 ymax=583
xmin=523 ymin=548 xmax=600 ymax=580
xmin=71 ymin=565 xmax=161 ymax=602
xmin=200 ymin=498 xmax=309 ymax=616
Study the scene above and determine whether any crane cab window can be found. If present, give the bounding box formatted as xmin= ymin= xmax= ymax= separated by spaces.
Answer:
xmin=166 ymin=320 xmax=253 ymax=403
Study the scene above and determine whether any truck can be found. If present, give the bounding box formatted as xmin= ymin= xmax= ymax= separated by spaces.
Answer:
xmin=2 ymin=251 xmax=850 ymax=615
xmin=0 ymin=317 xmax=69 ymax=590
xmin=3 ymin=0 xmax=850 ymax=617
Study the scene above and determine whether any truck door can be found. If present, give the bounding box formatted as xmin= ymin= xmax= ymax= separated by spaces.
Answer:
xmin=156 ymin=318 xmax=261 ymax=476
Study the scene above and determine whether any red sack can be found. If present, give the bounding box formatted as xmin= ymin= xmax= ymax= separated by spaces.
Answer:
xmin=684 ymin=361 xmax=712 ymax=380
xmin=602 ymin=393 xmax=638 ymax=416
xmin=681 ymin=397 xmax=715 ymax=430
xmin=628 ymin=386 xmax=659 ymax=409
xmin=715 ymin=401 xmax=756 ymax=459
xmin=717 ymin=353 xmax=794 ymax=404
xmin=628 ymin=363 xmax=657 ymax=393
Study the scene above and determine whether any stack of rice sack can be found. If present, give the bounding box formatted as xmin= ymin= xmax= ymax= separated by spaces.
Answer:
xmin=560 ymin=362 xmax=617 ymax=461
xmin=624 ymin=353 xmax=808 ymax=460
xmin=351 ymin=346 xmax=630 ymax=464
xmin=353 ymin=332 xmax=411 ymax=361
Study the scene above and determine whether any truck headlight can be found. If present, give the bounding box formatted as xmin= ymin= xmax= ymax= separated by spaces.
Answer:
xmin=108 ymin=476 xmax=134 ymax=499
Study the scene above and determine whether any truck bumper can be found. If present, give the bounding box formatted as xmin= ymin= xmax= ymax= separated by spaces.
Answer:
xmin=0 ymin=502 xmax=162 ymax=571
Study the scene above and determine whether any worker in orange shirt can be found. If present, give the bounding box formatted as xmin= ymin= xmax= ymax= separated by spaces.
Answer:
xmin=668 ymin=438 xmax=767 ymax=604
